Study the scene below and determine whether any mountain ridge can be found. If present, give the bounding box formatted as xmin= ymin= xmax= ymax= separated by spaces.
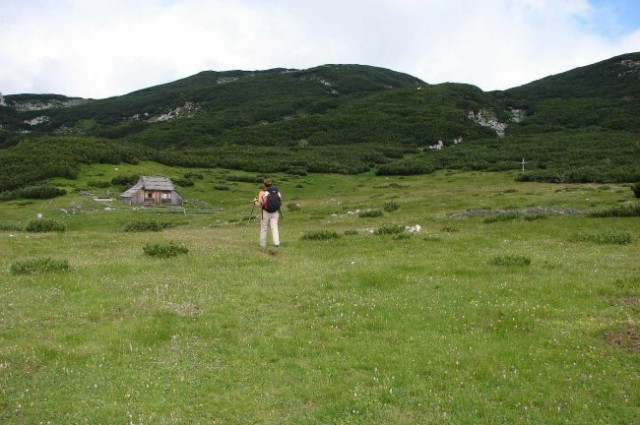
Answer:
xmin=0 ymin=53 xmax=639 ymax=194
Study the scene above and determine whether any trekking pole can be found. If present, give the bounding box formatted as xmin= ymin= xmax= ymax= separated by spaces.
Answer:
xmin=243 ymin=202 xmax=256 ymax=236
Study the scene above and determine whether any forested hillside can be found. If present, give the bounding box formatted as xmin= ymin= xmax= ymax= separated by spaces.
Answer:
xmin=1 ymin=53 xmax=639 ymax=196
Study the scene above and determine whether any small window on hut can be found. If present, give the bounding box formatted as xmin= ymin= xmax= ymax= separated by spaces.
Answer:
xmin=162 ymin=193 xmax=170 ymax=199
xmin=147 ymin=193 xmax=153 ymax=198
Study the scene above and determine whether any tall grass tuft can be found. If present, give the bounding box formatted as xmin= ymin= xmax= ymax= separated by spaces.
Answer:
xmin=488 ymin=254 xmax=531 ymax=266
xmin=569 ymin=230 xmax=633 ymax=245
xmin=123 ymin=220 xmax=171 ymax=232
xmin=301 ymin=230 xmax=340 ymax=241
xmin=143 ymin=241 xmax=189 ymax=258
xmin=383 ymin=200 xmax=400 ymax=212
xmin=374 ymin=224 xmax=405 ymax=235
xmin=588 ymin=204 xmax=640 ymax=217
xmin=24 ymin=219 xmax=66 ymax=232
xmin=10 ymin=258 xmax=70 ymax=275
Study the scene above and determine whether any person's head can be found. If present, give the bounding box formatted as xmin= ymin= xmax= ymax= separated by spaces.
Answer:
xmin=263 ymin=178 xmax=273 ymax=188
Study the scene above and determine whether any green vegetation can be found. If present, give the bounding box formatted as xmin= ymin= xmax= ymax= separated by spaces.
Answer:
xmin=1 ymin=51 xmax=639 ymax=423
xmin=0 ymin=168 xmax=638 ymax=423
xmin=488 ymin=254 xmax=532 ymax=267
xmin=24 ymin=218 xmax=67 ymax=232
xmin=10 ymin=257 xmax=71 ymax=275
xmin=123 ymin=220 xmax=171 ymax=232
xmin=143 ymin=241 xmax=189 ymax=257
xmin=569 ymin=229 xmax=633 ymax=245
xmin=301 ymin=230 xmax=341 ymax=241
xmin=1 ymin=53 xmax=640 ymax=197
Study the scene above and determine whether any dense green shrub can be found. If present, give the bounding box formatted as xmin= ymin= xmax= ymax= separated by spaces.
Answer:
xmin=10 ymin=258 xmax=70 ymax=275
xmin=374 ymin=224 xmax=405 ymax=235
xmin=173 ymin=178 xmax=194 ymax=187
xmin=143 ymin=241 xmax=189 ymax=258
xmin=301 ymin=230 xmax=340 ymax=241
xmin=111 ymin=174 xmax=139 ymax=186
xmin=569 ymin=230 xmax=633 ymax=245
xmin=633 ymin=182 xmax=640 ymax=199
xmin=123 ymin=220 xmax=170 ymax=232
xmin=24 ymin=219 xmax=66 ymax=232
xmin=0 ymin=185 xmax=66 ymax=201
xmin=383 ymin=200 xmax=400 ymax=212
xmin=589 ymin=205 xmax=640 ymax=218
xmin=225 ymin=175 xmax=265 ymax=183
xmin=87 ymin=180 xmax=111 ymax=188
xmin=184 ymin=172 xmax=204 ymax=180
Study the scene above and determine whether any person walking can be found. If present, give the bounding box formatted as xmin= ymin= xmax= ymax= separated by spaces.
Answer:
xmin=254 ymin=178 xmax=282 ymax=248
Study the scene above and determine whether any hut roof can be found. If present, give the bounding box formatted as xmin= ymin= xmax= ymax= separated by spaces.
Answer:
xmin=139 ymin=176 xmax=175 ymax=191
xmin=120 ymin=176 xmax=176 ymax=199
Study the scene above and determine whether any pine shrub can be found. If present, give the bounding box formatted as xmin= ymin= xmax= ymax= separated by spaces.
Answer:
xmin=24 ymin=219 xmax=66 ymax=232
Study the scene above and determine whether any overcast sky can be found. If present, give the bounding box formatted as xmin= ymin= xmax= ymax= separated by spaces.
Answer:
xmin=1 ymin=0 xmax=638 ymax=99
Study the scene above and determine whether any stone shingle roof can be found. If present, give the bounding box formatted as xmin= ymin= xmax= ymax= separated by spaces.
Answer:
xmin=120 ymin=176 xmax=175 ymax=198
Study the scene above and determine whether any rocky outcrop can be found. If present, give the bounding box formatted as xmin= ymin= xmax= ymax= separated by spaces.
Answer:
xmin=147 ymin=102 xmax=199 ymax=122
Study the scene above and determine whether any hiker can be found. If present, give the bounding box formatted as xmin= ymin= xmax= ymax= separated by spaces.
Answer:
xmin=254 ymin=178 xmax=282 ymax=248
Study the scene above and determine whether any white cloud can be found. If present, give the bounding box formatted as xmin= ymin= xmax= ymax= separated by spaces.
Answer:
xmin=0 ymin=0 xmax=637 ymax=98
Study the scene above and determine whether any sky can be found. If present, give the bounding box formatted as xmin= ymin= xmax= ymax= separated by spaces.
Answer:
xmin=1 ymin=0 xmax=639 ymax=99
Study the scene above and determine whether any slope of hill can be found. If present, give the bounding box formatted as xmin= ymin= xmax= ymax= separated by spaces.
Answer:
xmin=0 ymin=53 xmax=639 ymax=195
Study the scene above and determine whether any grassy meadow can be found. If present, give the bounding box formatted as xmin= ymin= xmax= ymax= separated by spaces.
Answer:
xmin=1 ymin=163 xmax=639 ymax=424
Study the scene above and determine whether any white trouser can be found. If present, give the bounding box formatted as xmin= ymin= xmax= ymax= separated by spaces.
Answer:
xmin=259 ymin=210 xmax=280 ymax=247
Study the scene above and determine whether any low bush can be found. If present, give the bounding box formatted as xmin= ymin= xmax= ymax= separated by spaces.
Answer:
xmin=0 ymin=185 xmax=66 ymax=201
xmin=569 ymin=230 xmax=633 ymax=245
xmin=488 ymin=255 xmax=531 ymax=266
xmin=111 ymin=174 xmax=139 ymax=186
xmin=301 ymin=230 xmax=340 ymax=241
xmin=24 ymin=219 xmax=66 ymax=232
xmin=589 ymin=205 xmax=640 ymax=218
xmin=374 ymin=224 xmax=405 ymax=235
xmin=143 ymin=241 xmax=189 ymax=258
xmin=383 ymin=200 xmax=400 ymax=212
xmin=213 ymin=185 xmax=230 ymax=191
xmin=123 ymin=220 xmax=171 ymax=232
xmin=633 ymin=182 xmax=640 ymax=199
xmin=10 ymin=258 xmax=70 ymax=275
xmin=225 ymin=175 xmax=264 ymax=183
xmin=184 ymin=172 xmax=204 ymax=180
xmin=87 ymin=180 xmax=111 ymax=188
xmin=173 ymin=178 xmax=194 ymax=187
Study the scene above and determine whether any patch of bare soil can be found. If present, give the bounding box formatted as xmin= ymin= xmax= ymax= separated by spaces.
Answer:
xmin=603 ymin=324 xmax=640 ymax=353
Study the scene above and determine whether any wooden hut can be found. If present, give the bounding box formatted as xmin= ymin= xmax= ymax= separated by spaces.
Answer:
xmin=120 ymin=176 xmax=184 ymax=206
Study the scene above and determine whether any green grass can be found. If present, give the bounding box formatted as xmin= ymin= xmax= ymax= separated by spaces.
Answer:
xmin=1 ymin=167 xmax=639 ymax=424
